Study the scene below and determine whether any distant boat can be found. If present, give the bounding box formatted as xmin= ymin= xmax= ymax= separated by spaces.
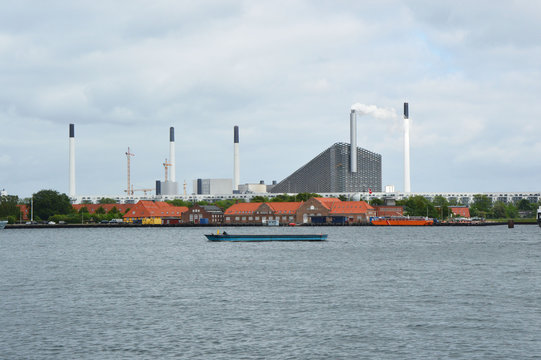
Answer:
xmin=537 ymin=206 xmax=541 ymax=227
xmin=371 ymin=217 xmax=434 ymax=226
xmin=0 ymin=220 xmax=7 ymax=230
xmin=205 ymin=233 xmax=327 ymax=242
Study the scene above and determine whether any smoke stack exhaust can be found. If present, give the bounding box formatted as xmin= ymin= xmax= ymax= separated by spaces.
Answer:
xmin=169 ymin=127 xmax=176 ymax=182
xmin=404 ymin=102 xmax=411 ymax=193
xmin=69 ymin=124 xmax=75 ymax=198
xmin=233 ymin=126 xmax=239 ymax=191
xmin=350 ymin=110 xmax=357 ymax=173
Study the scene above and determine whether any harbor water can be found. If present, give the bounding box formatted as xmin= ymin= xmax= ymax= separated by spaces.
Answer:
xmin=1 ymin=226 xmax=540 ymax=359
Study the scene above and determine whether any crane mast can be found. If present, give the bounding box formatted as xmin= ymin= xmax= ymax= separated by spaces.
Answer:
xmin=125 ymin=147 xmax=135 ymax=196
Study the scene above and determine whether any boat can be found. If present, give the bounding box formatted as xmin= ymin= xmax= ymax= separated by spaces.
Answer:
xmin=537 ymin=206 xmax=541 ymax=227
xmin=205 ymin=233 xmax=327 ymax=242
xmin=0 ymin=220 xmax=7 ymax=230
xmin=371 ymin=216 xmax=434 ymax=226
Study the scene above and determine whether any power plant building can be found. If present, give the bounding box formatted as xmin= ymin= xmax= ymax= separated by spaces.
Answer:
xmin=194 ymin=178 xmax=233 ymax=195
xmin=270 ymin=142 xmax=382 ymax=193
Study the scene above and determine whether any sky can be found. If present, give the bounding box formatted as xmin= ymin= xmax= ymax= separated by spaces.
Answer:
xmin=1 ymin=0 xmax=540 ymax=198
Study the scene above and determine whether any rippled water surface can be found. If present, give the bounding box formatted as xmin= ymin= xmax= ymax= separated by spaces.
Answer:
xmin=1 ymin=226 xmax=540 ymax=359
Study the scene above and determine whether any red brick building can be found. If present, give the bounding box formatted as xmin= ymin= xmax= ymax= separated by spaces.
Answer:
xmin=449 ymin=206 xmax=470 ymax=218
xmin=223 ymin=203 xmax=262 ymax=224
xmin=181 ymin=204 xmax=224 ymax=224
xmin=373 ymin=205 xmax=404 ymax=217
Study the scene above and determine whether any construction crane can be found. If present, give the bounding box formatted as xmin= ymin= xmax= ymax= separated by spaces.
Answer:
xmin=132 ymin=188 xmax=155 ymax=195
xmin=163 ymin=158 xmax=172 ymax=182
xmin=125 ymin=147 xmax=135 ymax=196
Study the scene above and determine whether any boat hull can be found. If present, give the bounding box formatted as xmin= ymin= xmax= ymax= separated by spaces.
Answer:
xmin=0 ymin=220 xmax=7 ymax=230
xmin=371 ymin=218 xmax=434 ymax=226
xmin=205 ymin=234 xmax=327 ymax=242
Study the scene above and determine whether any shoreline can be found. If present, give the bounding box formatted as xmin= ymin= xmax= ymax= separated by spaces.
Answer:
xmin=3 ymin=222 xmax=537 ymax=229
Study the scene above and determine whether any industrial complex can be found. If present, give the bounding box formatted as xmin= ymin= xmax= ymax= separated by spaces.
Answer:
xmin=64 ymin=103 xmax=541 ymax=207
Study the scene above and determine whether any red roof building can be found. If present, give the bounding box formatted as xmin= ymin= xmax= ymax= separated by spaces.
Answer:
xmin=123 ymin=201 xmax=188 ymax=224
xmin=223 ymin=203 xmax=263 ymax=224
xmin=72 ymin=204 xmax=132 ymax=214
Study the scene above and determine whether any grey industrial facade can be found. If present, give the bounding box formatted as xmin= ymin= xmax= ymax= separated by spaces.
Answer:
xmin=270 ymin=142 xmax=382 ymax=193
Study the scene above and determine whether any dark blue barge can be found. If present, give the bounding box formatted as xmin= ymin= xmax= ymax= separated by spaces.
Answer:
xmin=205 ymin=233 xmax=327 ymax=242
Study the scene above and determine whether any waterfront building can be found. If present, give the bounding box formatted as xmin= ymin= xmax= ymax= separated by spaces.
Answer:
xmin=123 ymin=200 xmax=188 ymax=224
xmin=295 ymin=197 xmax=375 ymax=224
xmin=181 ymin=204 xmax=224 ymax=224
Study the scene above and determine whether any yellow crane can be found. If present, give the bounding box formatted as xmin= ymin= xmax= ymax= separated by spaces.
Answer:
xmin=163 ymin=158 xmax=172 ymax=182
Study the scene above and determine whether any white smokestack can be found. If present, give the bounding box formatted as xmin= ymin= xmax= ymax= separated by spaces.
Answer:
xmin=69 ymin=124 xmax=75 ymax=198
xmin=169 ymin=127 xmax=175 ymax=182
xmin=233 ymin=126 xmax=239 ymax=191
xmin=349 ymin=103 xmax=396 ymax=174
xmin=350 ymin=110 xmax=357 ymax=172
xmin=404 ymin=102 xmax=411 ymax=193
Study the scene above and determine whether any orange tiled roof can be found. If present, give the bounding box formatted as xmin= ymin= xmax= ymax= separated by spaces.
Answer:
xmin=224 ymin=203 xmax=262 ymax=215
xmin=267 ymin=202 xmax=302 ymax=214
xmin=329 ymin=201 xmax=374 ymax=214
xmin=73 ymin=204 xmax=132 ymax=213
xmin=123 ymin=201 xmax=188 ymax=218
xmin=314 ymin=197 xmax=341 ymax=210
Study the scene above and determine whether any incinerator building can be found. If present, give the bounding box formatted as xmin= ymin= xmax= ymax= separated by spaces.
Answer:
xmin=270 ymin=142 xmax=382 ymax=194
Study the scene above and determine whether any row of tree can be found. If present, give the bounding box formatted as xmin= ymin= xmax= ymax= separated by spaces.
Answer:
xmin=367 ymin=194 xmax=539 ymax=220
xmin=3 ymin=190 xmax=540 ymax=223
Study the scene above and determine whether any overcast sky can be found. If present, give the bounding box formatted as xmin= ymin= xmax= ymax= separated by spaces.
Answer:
xmin=1 ymin=0 xmax=540 ymax=198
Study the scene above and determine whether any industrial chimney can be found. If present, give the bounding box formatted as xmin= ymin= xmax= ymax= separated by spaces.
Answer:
xmin=233 ymin=126 xmax=239 ymax=191
xmin=169 ymin=127 xmax=176 ymax=183
xmin=69 ymin=124 xmax=75 ymax=198
xmin=350 ymin=109 xmax=357 ymax=173
xmin=404 ymin=102 xmax=411 ymax=193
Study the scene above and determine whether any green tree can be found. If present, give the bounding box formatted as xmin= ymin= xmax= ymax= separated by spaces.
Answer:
xmin=492 ymin=201 xmax=506 ymax=218
xmin=251 ymin=196 xmax=269 ymax=203
xmin=270 ymin=194 xmax=293 ymax=202
xmin=32 ymin=190 xmax=72 ymax=221
xmin=108 ymin=206 xmax=121 ymax=215
xmin=78 ymin=206 xmax=89 ymax=214
xmin=95 ymin=206 xmax=106 ymax=214
xmin=517 ymin=199 xmax=534 ymax=212
xmin=0 ymin=195 xmax=20 ymax=219
xmin=98 ymin=197 xmax=117 ymax=204
xmin=296 ymin=193 xmax=321 ymax=202
xmin=167 ymin=199 xmax=192 ymax=207
xmin=403 ymin=195 xmax=437 ymax=217
xmin=470 ymin=194 xmax=492 ymax=218
xmin=213 ymin=199 xmax=244 ymax=210
xmin=432 ymin=195 xmax=450 ymax=219
xmin=505 ymin=203 xmax=518 ymax=219
xmin=369 ymin=198 xmax=383 ymax=206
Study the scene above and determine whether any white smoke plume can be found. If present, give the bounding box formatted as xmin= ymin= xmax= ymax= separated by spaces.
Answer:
xmin=351 ymin=103 xmax=396 ymax=119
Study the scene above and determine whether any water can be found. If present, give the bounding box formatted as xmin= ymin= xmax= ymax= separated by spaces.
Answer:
xmin=1 ymin=226 xmax=540 ymax=359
